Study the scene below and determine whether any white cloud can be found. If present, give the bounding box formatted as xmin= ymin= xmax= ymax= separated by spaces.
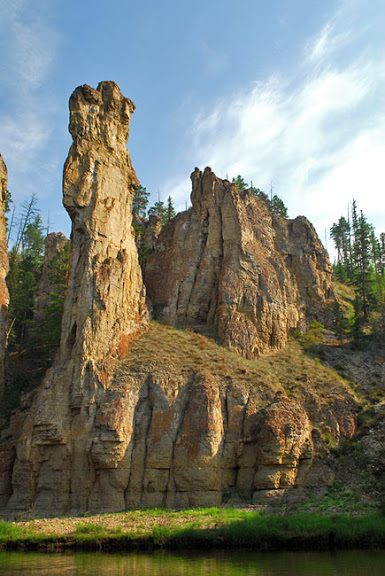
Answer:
xmin=305 ymin=21 xmax=353 ymax=65
xmin=166 ymin=2 xmax=385 ymax=249
xmin=0 ymin=0 xmax=60 ymax=209
xmin=12 ymin=20 xmax=56 ymax=90
xmin=303 ymin=123 xmax=385 ymax=230
xmin=0 ymin=113 xmax=50 ymax=166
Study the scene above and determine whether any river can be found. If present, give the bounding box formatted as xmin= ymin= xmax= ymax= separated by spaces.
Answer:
xmin=1 ymin=550 xmax=385 ymax=575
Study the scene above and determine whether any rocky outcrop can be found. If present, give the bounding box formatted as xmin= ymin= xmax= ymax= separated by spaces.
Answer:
xmin=0 ymin=154 xmax=9 ymax=401
xmin=143 ymin=214 xmax=162 ymax=252
xmin=0 ymin=88 xmax=352 ymax=519
xmin=143 ymin=167 xmax=334 ymax=358
xmin=1 ymin=82 xmax=148 ymax=515
xmin=33 ymin=232 xmax=68 ymax=323
xmin=0 ymin=322 xmax=357 ymax=516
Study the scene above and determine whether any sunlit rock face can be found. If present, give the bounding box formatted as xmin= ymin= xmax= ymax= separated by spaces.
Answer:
xmin=0 ymin=154 xmax=9 ymax=402
xmin=2 ymin=82 xmax=148 ymax=516
xmin=144 ymin=166 xmax=334 ymax=358
xmin=0 ymin=90 xmax=346 ymax=520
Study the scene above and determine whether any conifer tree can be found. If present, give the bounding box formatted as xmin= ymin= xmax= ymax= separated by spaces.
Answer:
xmin=351 ymin=202 xmax=373 ymax=320
xmin=132 ymin=185 xmax=150 ymax=219
xmin=232 ymin=175 xmax=248 ymax=191
xmin=148 ymin=200 xmax=167 ymax=224
xmin=330 ymin=200 xmax=385 ymax=344
xmin=270 ymin=195 xmax=288 ymax=218
xmin=165 ymin=196 xmax=176 ymax=222
xmin=7 ymin=214 xmax=45 ymax=350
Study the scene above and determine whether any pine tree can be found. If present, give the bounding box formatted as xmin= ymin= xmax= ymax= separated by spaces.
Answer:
xmin=330 ymin=216 xmax=353 ymax=282
xmin=351 ymin=203 xmax=374 ymax=320
xmin=38 ymin=241 xmax=70 ymax=354
xmin=330 ymin=200 xmax=385 ymax=343
xmin=148 ymin=200 xmax=167 ymax=224
xmin=13 ymin=193 xmax=39 ymax=254
xmin=132 ymin=185 xmax=150 ymax=219
xmin=232 ymin=175 xmax=248 ymax=191
xmin=270 ymin=195 xmax=288 ymax=218
xmin=7 ymin=214 xmax=45 ymax=351
xmin=165 ymin=196 xmax=176 ymax=222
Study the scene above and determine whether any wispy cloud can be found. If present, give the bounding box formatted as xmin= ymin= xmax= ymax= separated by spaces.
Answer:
xmin=167 ymin=1 xmax=385 ymax=246
xmin=305 ymin=21 xmax=353 ymax=65
xmin=0 ymin=0 xmax=60 ymax=204
xmin=11 ymin=20 xmax=57 ymax=90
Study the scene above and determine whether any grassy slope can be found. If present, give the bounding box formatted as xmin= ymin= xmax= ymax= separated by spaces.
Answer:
xmin=118 ymin=321 xmax=356 ymax=405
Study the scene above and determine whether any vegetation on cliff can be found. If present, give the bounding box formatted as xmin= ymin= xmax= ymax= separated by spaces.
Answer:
xmin=1 ymin=206 xmax=69 ymax=428
xmin=330 ymin=200 xmax=385 ymax=345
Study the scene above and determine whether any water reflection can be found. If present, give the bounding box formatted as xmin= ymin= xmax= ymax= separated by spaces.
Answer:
xmin=0 ymin=549 xmax=384 ymax=575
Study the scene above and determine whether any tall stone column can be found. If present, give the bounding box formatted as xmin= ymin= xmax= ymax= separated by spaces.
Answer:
xmin=7 ymin=82 xmax=148 ymax=515
xmin=61 ymin=81 xmax=148 ymax=391
xmin=0 ymin=154 xmax=9 ymax=401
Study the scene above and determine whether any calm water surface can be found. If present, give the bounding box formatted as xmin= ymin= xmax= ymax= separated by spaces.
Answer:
xmin=0 ymin=550 xmax=384 ymax=575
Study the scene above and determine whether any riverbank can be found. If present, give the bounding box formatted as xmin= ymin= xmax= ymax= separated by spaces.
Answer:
xmin=1 ymin=508 xmax=385 ymax=552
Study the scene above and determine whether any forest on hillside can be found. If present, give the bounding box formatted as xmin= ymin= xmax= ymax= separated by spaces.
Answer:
xmin=330 ymin=200 xmax=385 ymax=345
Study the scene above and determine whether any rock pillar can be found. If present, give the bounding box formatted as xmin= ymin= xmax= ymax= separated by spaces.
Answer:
xmin=0 ymin=154 xmax=9 ymax=401
xmin=6 ymin=82 xmax=148 ymax=515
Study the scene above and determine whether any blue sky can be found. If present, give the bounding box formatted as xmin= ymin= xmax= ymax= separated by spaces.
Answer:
xmin=1 ymin=0 xmax=384 ymax=256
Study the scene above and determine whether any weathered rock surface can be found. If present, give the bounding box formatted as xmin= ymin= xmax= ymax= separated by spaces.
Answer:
xmin=0 ymin=320 xmax=357 ymax=516
xmin=0 ymin=154 xmax=9 ymax=401
xmin=144 ymin=167 xmax=334 ymax=358
xmin=33 ymin=232 xmax=68 ymax=323
xmin=0 ymin=87 xmax=354 ymax=519
xmin=143 ymin=214 xmax=162 ymax=253
xmin=1 ymin=82 xmax=148 ymax=515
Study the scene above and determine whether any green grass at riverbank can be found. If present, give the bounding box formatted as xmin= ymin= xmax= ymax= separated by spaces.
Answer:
xmin=1 ymin=508 xmax=385 ymax=552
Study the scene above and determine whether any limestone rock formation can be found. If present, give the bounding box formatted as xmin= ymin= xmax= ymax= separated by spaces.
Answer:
xmin=0 ymin=154 xmax=9 ymax=401
xmin=33 ymin=232 xmax=68 ymax=323
xmin=132 ymin=213 xmax=162 ymax=261
xmin=2 ymin=82 xmax=148 ymax=515
xmin=0 ymin=89 xmax=354 ymax=519
xmin=144 ymin=167 xmax=334 ymax=358
xmin=143 ymin=214 xmax=162 ymax=252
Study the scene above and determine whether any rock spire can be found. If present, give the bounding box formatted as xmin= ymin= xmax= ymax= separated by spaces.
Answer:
xmin=0 ymin=154 xmax=9 ymax=401
xmin=4 ymin=82 xmax=148 ymax=515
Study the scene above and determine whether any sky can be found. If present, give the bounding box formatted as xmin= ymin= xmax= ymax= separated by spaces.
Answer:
xmin=1 ymin=0 xmax=384 ymax=258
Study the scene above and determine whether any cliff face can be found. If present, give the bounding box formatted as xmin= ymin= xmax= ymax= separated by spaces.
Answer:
xmin=0 ymin=154 xmax=9 ymax=401
xmin=1 ymin=322 xmax=357 ymax=516
xmin=1 ymin=82 xmax=148 ymax=515
xmin=33 ymin=232 xmax=68 ymax=323
xmin=143 ymin=167 xmax=333 ymax=358
xmin=0 ymin=85 xmax=353 ymax=519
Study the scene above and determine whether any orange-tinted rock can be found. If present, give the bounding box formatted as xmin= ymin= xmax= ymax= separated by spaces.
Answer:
xmin=0 ymin=154 xmax=9 ymax=401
